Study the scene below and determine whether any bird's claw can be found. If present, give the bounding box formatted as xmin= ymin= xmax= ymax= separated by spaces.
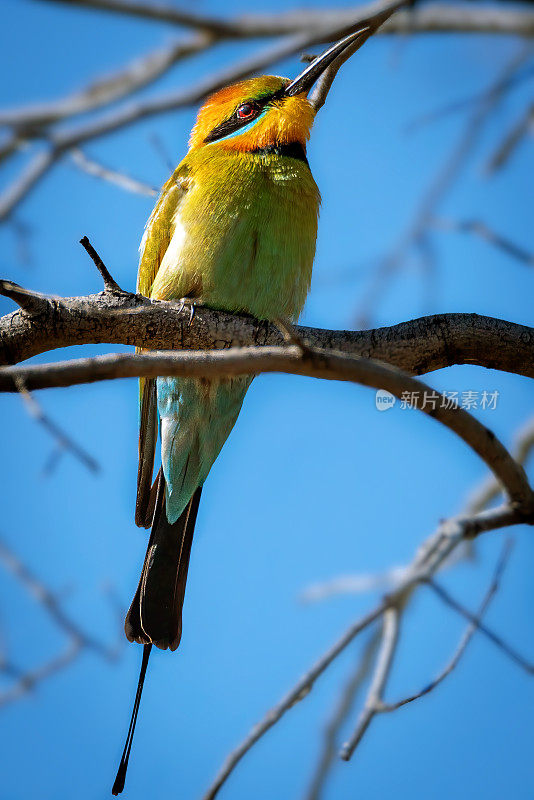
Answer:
xmin=177 ymin=297 xmax=196 ymax=325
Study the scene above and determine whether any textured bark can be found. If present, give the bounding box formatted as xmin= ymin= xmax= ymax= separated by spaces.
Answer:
xmin=1 ymin=288 xmax=533 ymax=379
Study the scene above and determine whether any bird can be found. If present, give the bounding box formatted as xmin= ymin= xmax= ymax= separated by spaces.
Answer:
xmin=112 ymin=22 xmax=382 ymax=795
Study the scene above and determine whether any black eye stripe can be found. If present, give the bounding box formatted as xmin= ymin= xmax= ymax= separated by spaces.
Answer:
xmin=204 ymin=99 xmax=264 ymax=143
xmin=204 ymin=88 xmax=286 ymax=144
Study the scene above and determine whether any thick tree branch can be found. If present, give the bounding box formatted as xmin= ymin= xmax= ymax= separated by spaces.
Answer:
xmin=1 ymin=343 xmax=533 ymax=509
xmin=467 ymin=417 xmax=534 ymax=513
xmin=1 ymin=285 xmax=533 ymax=379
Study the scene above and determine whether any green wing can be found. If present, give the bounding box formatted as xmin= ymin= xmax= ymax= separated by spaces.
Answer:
xmin=135 ymin=165 xmax=189 ymax=527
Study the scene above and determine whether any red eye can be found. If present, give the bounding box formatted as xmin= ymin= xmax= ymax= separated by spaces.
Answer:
xmin=237 ymin=103 xmax=256 ymax=119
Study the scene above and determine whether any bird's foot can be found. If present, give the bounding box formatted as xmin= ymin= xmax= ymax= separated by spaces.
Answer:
xmin=177 ymin=297 xmax=197 ymax=325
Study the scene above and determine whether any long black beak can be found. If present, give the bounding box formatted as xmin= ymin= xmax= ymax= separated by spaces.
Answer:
xmin=284 ymin=26 xmax=371 ymax=97
xmin=283 ymin=0 xmax=406 ymax=99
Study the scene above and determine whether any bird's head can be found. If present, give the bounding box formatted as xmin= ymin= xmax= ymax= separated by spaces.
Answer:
xmin=189 ymin=76 xmax=314 ymax=154
xmin=188 ymin=26 xmax=373 ymax=155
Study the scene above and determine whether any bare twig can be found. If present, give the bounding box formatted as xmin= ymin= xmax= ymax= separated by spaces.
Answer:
xmin=79 ymin=236 xmax=126 ymax=293
xmin=0 ymin=537 xmax=118 ymax=661
xmin=0 ymin=148 xmax=59 ymax=223
xmin=0 ymin=640 xmax=82 ymax=707
xmin=0 ymin=549 xmax=124 ymax=706
xmin=305 ymin=631 xmax=382 ymax=800
xmin=13 ymin=376 xmax=99 ymax=474
xmin=355 ymin=43 xmax=534 ymax=326
xmin=485 ymin=101 xmax=534 ymax=173
xmin=378 ymin=538 xmax=516 ymax=711
xmin=427 ymin=573 xmax=534 ymax=676
xmin=406 ymin=62 xmax=534 ymax=132
xmin=274 ymin=317 xmax=314 ymax=357
xmin=40 ymin=0 xmax=249 ymax=36
xmin=0 ymin=34 xmax=213 ymax=132
xmin=201 ymin=501 xmax=533 ymax=799
xmin=201 ymin=604 xmax=385 ymax=800
xmin=301 ymin=415 xmax=534 ymax=794
xmin=432 ymin=217 xmax=534 ymax=267
xmin=70 ymin=150 xmax=157 ymax=197
xmin=301 ymin=567 xmax=406 ymax=602
xmin=303 ymin=416 xmax=534 ymax=615
xmin=0 ymin=132 xmax=26 ymax=165
xmin=39 ymin=1 xmax=534 ymax=38
xmin=340 ymin=607 xmax=400 ymax=759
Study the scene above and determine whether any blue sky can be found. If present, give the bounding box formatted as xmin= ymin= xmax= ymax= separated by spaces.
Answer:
xmin=1 ymin=2 xmax=533 ymax=799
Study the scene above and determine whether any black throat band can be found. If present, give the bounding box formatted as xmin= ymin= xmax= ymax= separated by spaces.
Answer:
xmin=250 ymin=142 xmax=309 ymax=165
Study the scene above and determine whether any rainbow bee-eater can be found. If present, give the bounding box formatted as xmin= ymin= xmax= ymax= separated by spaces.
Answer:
xmin=112 ymin=21 xmax=387 ymax=794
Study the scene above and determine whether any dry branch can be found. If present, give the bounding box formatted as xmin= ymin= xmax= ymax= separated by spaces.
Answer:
xmin=0 ymin=536 xmax=122 ymax=706
xmin=2 ymin=264 xmax=533 ymax=508
xmin=340 ymin=606 xmax=400 ymax=759
xmin=376 ymin=538 xmax=515 ymax=712
xmin=70 ymin=150 xmax=157 ymax=197
xmin=40 ymin=0 xmax=534 ymax=38
xmin=427 ymin=573 xmax=534 ymax=675
xmin=2 ymin=311 xmax=533 ymax=510
xmin=3 ymin=343 xmax=533 ymax=500
xmin=5 ymin=1 xmax=534 ymax=222
xmin=1 ymin=284 xmax=533 ymax=378
xmin=406 ymin=62 xmax=534 ymax=132
xmin=299 ymin=416 xmax=534 ymax=795
xmin=202 ymin=603 xmax=386 ymax=800
xmin=354 ymin=42 xmax=534 ymax=326
xmin=14 ymin=376 xmax=99 ymax=474
xmin=467 ymin=417 xmax=534 ymax=513
xmin=485 ymin=101 xmax=534 ymax=173
xmin=1 ymin=0 xmax=405 ymax=221
xmin=432 ymin=217 xmax=534 ymax=267
xmin=0 ymin=35 xmax=213 ymax=131
xmin=201 ymin=501 xmax=533 ymax=800
xmin=304 ymin=632 xmax=382 ymax=800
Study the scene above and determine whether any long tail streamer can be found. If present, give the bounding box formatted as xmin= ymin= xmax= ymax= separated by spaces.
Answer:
xmin=112 ymin=644 xmax=152 ymax=795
